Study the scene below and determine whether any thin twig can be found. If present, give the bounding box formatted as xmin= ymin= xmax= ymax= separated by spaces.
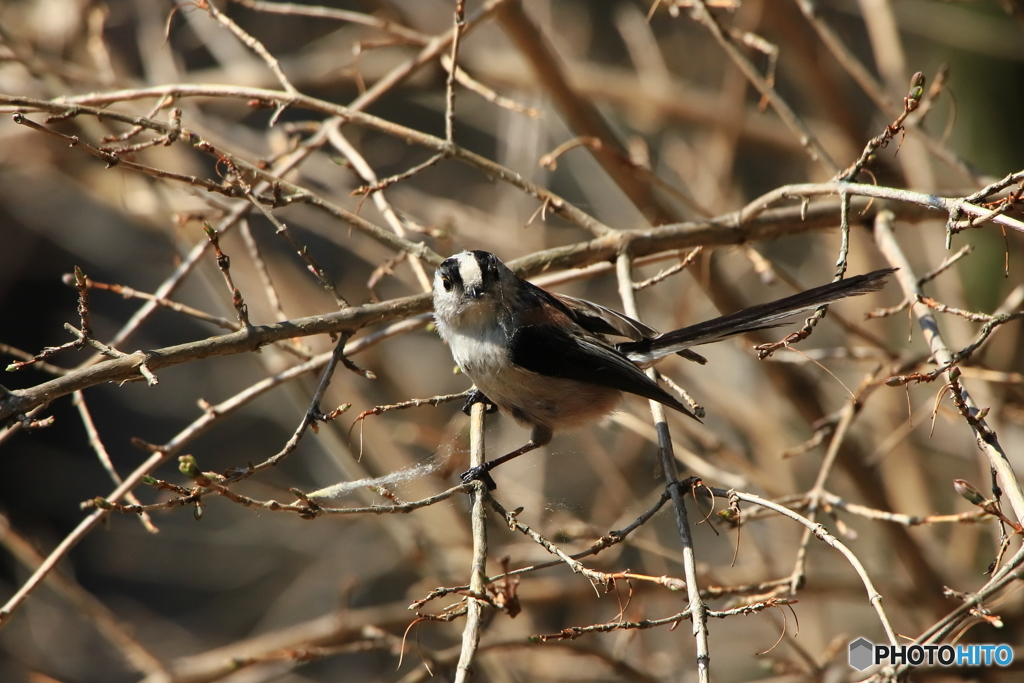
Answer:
xmin=202 ymin=222 xmax=251 ymax=327
xmin=497 ymin=0 xmax=676 ymax=225
xmin=837 ymin=72 xmax=925 ymax=182
xmin=73 ymin=392 xmax=157 ymax=533
xmin=873 ymin=211 xmax=1024 ymax=528
xmin=326 ymin=127 xmax=432 ymax=292
xmin=685 ymin=0 xmax=839 ymax=173
xmin=486 ymin=497 xmax=614 ymax=586
xmin=438 ymin=53 xmax=540 ymax=117
xmin=245 ymin=194 xmax=350 ymax=308
xmin=64 ymin=324 xmax=158 ymax=386
xmin=787 ymin=375 xmax=876 ymax=593
xmin=734 ymin=180 xmax=1024 ymax=235
xmin=233 ymin=0 xmax=428 ymax=42
xmin=197 ymin=0 xmax=298 ymax=124
xmin=632 ymin=247 xmax=702 ymax=290
xmin=820 ymin=491 xmax=989 ymax=527
xmin=410 ymin=489 xmax=672 ymax=611
xmin=238 ymin=218 xmax=288 ymax=323
xmin=720 ymin=488 xmax=899 ymax=647
xmin=615 ymin=252 xmax=710 ymax=682
xmin=531 ymin=597 xmax=792 ymax=642
xmin=866 ymin=245 xmax=974 ymax=319
xmin=445 ymin=1 xmax=465 ymax=145
xmin=234 ymin=334 xmax=352 ymax=480
xmin=903 ymin=544 xmax=1024 ymax=675
xmin=75 ymin=275 xmax=240 ymax=331
xmin=0 ymin=514 xmax=166 ymax=675
xmin=454 ymin=398 xmax=488 ymax=682
xmin=0 ymin=315 xmax=422 ymax=626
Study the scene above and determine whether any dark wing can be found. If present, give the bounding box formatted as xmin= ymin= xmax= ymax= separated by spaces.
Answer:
xmin=549 ymin=290 xmax=709 ymax=363
xmin=509 ymin=324 xmax=698 ymax=420
xmin=549 ymin=292 xmax=659 ymax=341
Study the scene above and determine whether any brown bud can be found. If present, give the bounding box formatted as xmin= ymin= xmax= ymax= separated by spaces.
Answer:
xmin=953 ymin=479 xmax=985 ymax=506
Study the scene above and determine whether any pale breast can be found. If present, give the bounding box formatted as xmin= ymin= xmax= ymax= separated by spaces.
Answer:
xmin=446 ymin=329 xmax=621 ymax=432
xmin=437 ymin=300 xmax=623 ymax=432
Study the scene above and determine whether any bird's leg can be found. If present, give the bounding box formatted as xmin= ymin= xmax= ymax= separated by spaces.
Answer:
xmin=460 ymin=425 xmax=553 ymax=490
xmin=462 ymin=388 xmax=498 ymax=416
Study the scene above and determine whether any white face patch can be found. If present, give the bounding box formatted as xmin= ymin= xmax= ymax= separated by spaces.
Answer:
xmin=433 ymin=251 xmax=497 ymax=341
xmin=454 ymin=251 xmax=483 ymax=292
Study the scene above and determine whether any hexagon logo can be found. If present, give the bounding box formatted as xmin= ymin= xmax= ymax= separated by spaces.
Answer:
xmin=849 ymin=638 xmax=874 ymax=671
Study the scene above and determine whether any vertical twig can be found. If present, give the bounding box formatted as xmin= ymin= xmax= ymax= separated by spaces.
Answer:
xmin=446 ymin=0 xmax=466 ymax=145
xmin=454 ymin=401 xmax=489 ymax=682
xmin=238 ymin=219 xmax=288 ymax=323
xmin=202 ymin=223 xmax=251 ymax=327
xmin=345 ymin=0 xmax=507 ymax=113
xmin=788 ymin=395 xmax=858 ymax=593
xmin=615 ymin=252 xmax=710 ymax=683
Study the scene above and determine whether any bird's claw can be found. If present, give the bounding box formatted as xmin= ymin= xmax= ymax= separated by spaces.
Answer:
xmin=462 ymin=389 xmax=498 ymax=416
xmin=460 ymin=466 xmax=497 ymax=491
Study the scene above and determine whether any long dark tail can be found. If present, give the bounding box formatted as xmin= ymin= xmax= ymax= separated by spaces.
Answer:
xmin=620 ymin=268 xmax=895 ymax=363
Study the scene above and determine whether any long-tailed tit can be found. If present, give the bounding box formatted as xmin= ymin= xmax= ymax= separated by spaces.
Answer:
xmin=433 ymin=250 xmax=893 ymax=489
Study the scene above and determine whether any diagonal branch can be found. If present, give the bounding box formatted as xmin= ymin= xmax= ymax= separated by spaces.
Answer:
xmin=873 ymin=210 xmax=1024 ymax=527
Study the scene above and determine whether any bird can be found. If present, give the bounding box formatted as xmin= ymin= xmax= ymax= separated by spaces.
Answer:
xmin=432 ymin=250 xmax=893 ymax=489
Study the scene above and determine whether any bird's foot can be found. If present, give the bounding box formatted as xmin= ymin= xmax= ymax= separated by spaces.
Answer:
xmin=460 ymin=465 xmax=497 ymax=491
xmin=462 ymin=389 xmax=498 ymax=416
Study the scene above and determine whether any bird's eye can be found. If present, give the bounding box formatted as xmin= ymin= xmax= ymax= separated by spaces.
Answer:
xmin=442 ymin=277 xmax=453 ymax=292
